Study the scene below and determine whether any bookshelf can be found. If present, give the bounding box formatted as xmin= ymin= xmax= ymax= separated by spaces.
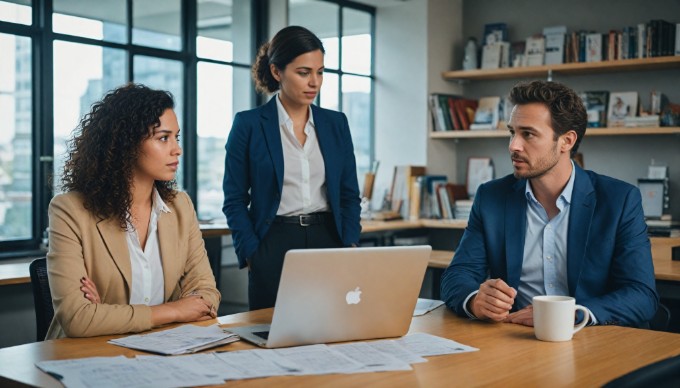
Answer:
xmin=426 ymin=0 xmax=680 ymax=222
xmin=431 ymin=127 xmax=680 ymax=139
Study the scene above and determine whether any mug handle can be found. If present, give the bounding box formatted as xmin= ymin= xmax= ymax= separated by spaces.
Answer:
xmin=573 ymin=304 xmax=590 ymax=334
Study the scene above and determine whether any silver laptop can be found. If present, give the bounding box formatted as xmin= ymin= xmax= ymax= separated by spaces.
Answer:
xmin=227 ymin=245 xmax=431 ymax=348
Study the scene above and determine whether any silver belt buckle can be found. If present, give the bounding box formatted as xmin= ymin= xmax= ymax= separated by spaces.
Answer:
xmin=299 ymin=214 xmax=311 ymax=226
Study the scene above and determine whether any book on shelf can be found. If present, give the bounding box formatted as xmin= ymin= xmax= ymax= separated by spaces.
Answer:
xmin=419 ymin=175 xmax=448 ymax=219
xmin=435 ymin=183 xmax=468 ymax=220
xmin=580 ymin=91 xmax=609 ymax=128
xmin=585 ymin=33 xmax=602 ymax=62
xmin=390 ymin=165 xmax=426 ymax=220
xmin=524 ymin=35 xmax=545 ymax=66
xmin=470 ymin=97 xmax=501 ymax=130
xmin=483 ymin=22 xmax=508 ymax=46
xmin=624 ymin=115 xmax=660 ymax=127
xmin=481 ymin=41 xmax=510 ymax=70
xmin=510 ymin=41 xmax=526 ymax=67
xmin=543 ymin=25 xmax=567 ymax=65
xmin=637 ymin=23 xmax=647 ymax=58
xmin=607 ymin=91 xmax=639 ymax=127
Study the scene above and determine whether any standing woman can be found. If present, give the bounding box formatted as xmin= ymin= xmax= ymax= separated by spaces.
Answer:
xmin=47 ymin=83 xmax=220 ymax=339
xmin=223 ymin=26 xmax=362 ymax=310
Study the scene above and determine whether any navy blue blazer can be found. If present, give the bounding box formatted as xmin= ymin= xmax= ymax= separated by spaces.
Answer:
xmin=440 ymin=165 xmax=658 ymax=327
xmin=222 ymin=97 xmax=362 ymax=269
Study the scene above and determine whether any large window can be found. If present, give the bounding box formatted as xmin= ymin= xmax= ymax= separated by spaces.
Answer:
xmin=289 ymin=0 xmax=375 ymax=179
xmin=0 ymin=33 xmax=32 ymax=243
xmin=0 ymin=0 xmax=257 ymax=256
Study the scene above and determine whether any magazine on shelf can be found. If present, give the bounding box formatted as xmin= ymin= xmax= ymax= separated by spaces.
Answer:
xmin=580 ymin=91 xmax=609 ymax=128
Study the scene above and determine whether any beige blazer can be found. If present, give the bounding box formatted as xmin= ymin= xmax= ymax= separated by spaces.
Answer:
xmin=46 ymin=191 xmax=221 ymax=339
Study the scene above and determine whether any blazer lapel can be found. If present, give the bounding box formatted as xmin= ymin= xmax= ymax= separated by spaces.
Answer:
xmin=158 ymin=210 xmax=180 ymax=300
xmin=96 ymin=218 xmax=132 ymax=291
xmin=505 ymin=179 xmax=527 ymax=288
xmin=567 ymin=166 xmax=595 ymax=295
xmin=261 ymin=97 xmax=284 ymax=192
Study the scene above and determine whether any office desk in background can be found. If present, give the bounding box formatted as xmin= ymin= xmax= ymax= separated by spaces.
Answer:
xmin=1 ymin=307 xmax=680 ymax=387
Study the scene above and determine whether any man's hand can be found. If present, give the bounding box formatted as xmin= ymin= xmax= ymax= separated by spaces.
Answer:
xmin=470 ymin=278 xmax=517 ymax=322
xmin=504 ymin=305 xmax=534 ymax=326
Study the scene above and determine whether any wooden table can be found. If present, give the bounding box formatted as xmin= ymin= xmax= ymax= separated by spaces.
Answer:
xmin=1 ymin=307 xmax=680 ymax=387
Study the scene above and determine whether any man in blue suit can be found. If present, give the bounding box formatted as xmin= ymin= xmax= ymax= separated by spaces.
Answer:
xmin=440 ymin=80 xmax=657 ymax=327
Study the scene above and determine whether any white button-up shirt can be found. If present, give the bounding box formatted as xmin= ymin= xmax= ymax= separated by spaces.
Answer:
xmin=275 ymin=94 xmax=329 ymax=216
xmin=126 ymin=188 xmax=168 ymax=306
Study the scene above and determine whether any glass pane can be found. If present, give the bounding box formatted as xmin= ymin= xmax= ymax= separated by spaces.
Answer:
xmin=319 ymin=71 xmax=338 ymax=111
xmin=342 ymin=8 xmax=371 ymax=75
xmin=342 ymin=75 xmax=371 ymax=178
xmin=53 ymin=0 xmax=126 ymax=43
xmin=53 ymin=41 xmax=127 ymax=193
xmin=0 ymin=0 xmax=32 ymax=25
xmin=133 ymin=56 xmax=184 ymax=187
xmin=133 ymin=0 xmax=181 ymax=51
xmin=197 ymin=63 xmax=252 ymax=222
xmin=0 ymin=33 xmax=32 ymax=241
xmin=289 ymin=0 xmax=339 ymax=70
xmin=197 ymin=0 xmax=252 ymax=64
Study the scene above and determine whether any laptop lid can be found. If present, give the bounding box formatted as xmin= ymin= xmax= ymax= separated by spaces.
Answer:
xmin=259 ymin=245 xmax=431 ymax=348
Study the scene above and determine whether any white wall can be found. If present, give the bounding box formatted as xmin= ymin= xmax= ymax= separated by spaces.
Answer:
xmin=372 ymin=0 xmax=429 ymax=207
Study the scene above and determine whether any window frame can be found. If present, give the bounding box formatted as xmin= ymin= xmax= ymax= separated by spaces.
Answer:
xmin=0 ymin=0 xmax=264 ymax=258
xmin=287 ymin=0 xmax=376 ymax=176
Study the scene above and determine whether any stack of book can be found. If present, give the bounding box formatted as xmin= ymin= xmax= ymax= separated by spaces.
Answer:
xmin=624 ymin=115 xmax=660 ymax=127
xmin=647 ymin=218 xmax=680 ymax=237
xmin=454 ymin=200 xmax=473 ymax=221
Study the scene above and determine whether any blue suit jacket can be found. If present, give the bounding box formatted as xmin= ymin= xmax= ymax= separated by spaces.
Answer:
xmin=440 ymin=165 xmax=658 ymax=327
xmin=222 ymin=97 xmax=362 ymax=268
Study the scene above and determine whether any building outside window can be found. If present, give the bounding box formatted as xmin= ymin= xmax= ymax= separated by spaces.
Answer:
xmin=288 ymin=0 xmax=375 ymax=180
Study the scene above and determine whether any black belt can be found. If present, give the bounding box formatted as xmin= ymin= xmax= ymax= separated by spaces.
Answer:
xmin=274 ymin=212 xmax=333 ymax=226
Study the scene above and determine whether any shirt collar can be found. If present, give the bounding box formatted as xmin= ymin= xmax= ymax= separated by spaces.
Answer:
xmin=525 ymin=160 xmax=576 ymax=207
xmin=152 ymin=186 xmax=172 ymax=214
xmin=275 ymin=93 xmax=315 ymax=135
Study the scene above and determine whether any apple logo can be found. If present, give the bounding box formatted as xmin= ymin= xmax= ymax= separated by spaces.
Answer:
xmin=346 ymin=287 xmax=362 ymax=305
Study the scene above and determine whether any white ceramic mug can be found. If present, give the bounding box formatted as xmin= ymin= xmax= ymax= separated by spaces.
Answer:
xmin=533 ymin=296 xmax=589 ymax=342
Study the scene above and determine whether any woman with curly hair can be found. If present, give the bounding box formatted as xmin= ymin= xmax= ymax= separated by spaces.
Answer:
xmin=46 ymin=83 xmax=220 ymax=339
xmin=223 ymin=26 xmax=361 ymax=310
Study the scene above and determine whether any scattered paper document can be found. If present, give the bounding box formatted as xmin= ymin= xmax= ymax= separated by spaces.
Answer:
xmin=366 ymin=339 xmax=428 ymax=364
xmin=330 ymin=342 xmax=413 ymax=373
xmin=36 ymin=356 xmax=224 ymax=388
xmin=36 ymin=334 xmax=478 ymax=387
xmin=108 ymin=324 xmax=239 ymax=355
xmin=396 ymin=332 xmax=478 ymax=357
xmin=413 ymin=298 xmax=445 ymax=316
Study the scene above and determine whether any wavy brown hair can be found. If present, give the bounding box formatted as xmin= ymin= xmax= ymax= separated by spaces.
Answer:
xmin=60 ymin=83 xmax=177 ymax=229
xmin=509 ymin=80 xmax=587 ymax=157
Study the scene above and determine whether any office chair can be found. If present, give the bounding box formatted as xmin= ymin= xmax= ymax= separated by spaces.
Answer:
xmin=29 ymin=258 xmax=54 ymax=341
xmin=603 ymin=353 xmax=680 ymax=388
xmin=649 ymin=303 xmax=671 ymax=332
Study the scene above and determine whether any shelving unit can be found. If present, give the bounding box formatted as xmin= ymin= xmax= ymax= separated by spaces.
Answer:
xmin=442 ymin=56 xmax=680 ymax=82
xmin=431 ymin=126 xmax=680 ymax=139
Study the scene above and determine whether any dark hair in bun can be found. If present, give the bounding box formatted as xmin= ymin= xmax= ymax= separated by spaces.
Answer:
xmin=252 ymin=26 xmax=325 ymax=94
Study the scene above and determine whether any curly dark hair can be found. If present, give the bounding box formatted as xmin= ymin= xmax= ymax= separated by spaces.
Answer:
xmin=509 ymin=80 xmax=587 ymax=157
xmin=252 ymin=25 xmax=325 ymax=94
xmin=60 ymin=83 xmax=177 ymax=229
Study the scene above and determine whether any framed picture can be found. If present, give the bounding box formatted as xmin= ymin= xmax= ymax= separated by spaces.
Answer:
xmin=467 ymin=157 xmax=493 ymax=198
xmin=607 ymin=91 xmax=638 ymax=127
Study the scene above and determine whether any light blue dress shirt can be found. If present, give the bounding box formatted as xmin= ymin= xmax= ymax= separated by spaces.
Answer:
xmin=463 ymin=161 xmax=597 ymax=324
